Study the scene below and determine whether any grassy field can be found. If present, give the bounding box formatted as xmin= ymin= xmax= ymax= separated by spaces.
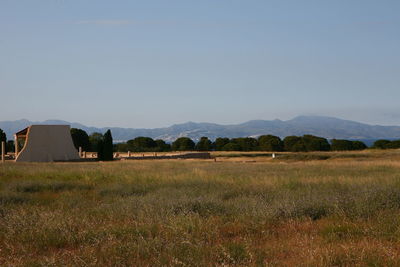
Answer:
xmin=1 ymin=150 xmax=400 ymax=266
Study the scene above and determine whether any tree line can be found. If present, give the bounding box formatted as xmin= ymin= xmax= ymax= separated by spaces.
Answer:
xmin=70 ymin=128 xmax=113 ymax=161
xmin=70 ymin=129 xmax=370 ymax=152
xmin=2 ymin=127 xmax=400 ymax=157
xmin=372 ymin=139 xmax=400 ymax=149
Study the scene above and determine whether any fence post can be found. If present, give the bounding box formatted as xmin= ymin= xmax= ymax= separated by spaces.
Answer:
xmin=1 ymin=141 xmax=5 ymax=163
xmin=14 ymin=135 xmax=19 ymax=158
xmin=79 ymin=147 xmax=82 ymax=158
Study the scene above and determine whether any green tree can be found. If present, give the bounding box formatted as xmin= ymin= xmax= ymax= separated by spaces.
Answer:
xmin=102 ymin=130 xmax=113 ymax=161
xmin=172 ymin=137 xmax=195 ymax=151
xmin=113 ymin=143 xmax=128 ymax=152
xmin=283 ymin=136 xmax=306 ymax=152
xmin=231 ymin=137 xmax=259 ymax=151
xmin=351 ymin=141 xmax=367 ymax=150
xmin=70 ymin=128 xmax=91 ymax=151
xmin=383 ymin=140 xmax=400 ymax=149
xmin=258 ymin=135 xmax=283 ymax=151
xmin=222 ymin=142 xmax=241 ymax=151
xmin=0 ymin=128 xmax=6 ymax=144
xmin=0 ymin=128 xmax=7 ymax=153
xmin=373 ymin=139 xmax=391 ymax=149
xmin=6 ymin=140 xmax=14 ymax=153
xmin=115 ymin=142 xmax=129 ymax=152
xmin=89 ymin=132 xmax=103 ymax=152
xmin=214 ymin=137 xmax=230 ymax=151
xmin=195 ymin=137 xmax=212 ymax=151
xmin=331 ymin=139 xmax=366 ymax=151
xmin=127 ymin=137 xmax=157 ymax=152
xmin=97 ymin=139 xmax=104 ymax=160
xmin=302 ymin=135 xmax=331 ymax=151
xmin=155 ymin=139 xmax=171 ymax=152
xmin=331 ymin=139 xmax=353 ymax=151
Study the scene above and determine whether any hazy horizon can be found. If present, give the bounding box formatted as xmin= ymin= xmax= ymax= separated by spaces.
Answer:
xmin=3 ymin=114 xmax=400 ymax=129
xmin=1 ymin=1 xmax=399 ymax=128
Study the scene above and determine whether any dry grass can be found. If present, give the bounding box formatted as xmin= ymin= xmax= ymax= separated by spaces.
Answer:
xmin=1 ymin=150 xmax=400 ymax=266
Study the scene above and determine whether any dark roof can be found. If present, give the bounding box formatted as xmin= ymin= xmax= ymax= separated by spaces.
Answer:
xmin=15 ymin=127 xmax=29 ymax=136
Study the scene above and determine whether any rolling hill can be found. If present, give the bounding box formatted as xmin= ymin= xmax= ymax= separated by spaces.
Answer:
xmin=1 ymin=116 xmax=400 ymax=144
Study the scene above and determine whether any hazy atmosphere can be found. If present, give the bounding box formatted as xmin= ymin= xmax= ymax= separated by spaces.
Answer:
xmin=1 ymin=0 xmax=399 ymax=127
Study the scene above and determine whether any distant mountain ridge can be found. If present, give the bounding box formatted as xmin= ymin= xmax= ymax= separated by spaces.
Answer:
xmin=1 ymin=116 xmax=400 ymax=144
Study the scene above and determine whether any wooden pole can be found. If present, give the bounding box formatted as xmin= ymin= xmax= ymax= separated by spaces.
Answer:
xmin=79 ymin=147 xmax=82 ymax=158
xmin=1 ymin=141 xmax=5 ymax=163
xmin=14 ymin=135 xmax=18 ymax=159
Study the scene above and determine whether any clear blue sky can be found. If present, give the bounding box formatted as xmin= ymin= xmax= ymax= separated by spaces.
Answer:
xmin=1 ymin=0 xmax=399 ymax=128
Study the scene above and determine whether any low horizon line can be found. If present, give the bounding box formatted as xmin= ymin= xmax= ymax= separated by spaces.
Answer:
xmin=2 ymin=115 xmax=400 ymax=129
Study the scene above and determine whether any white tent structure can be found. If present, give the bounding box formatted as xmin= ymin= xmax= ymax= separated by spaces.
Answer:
xmin=15 ymin=125 xmax=80 ymax=162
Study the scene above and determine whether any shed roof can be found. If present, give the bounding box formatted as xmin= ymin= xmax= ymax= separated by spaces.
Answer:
xmin=15 ymin=127 xmax=29 ymax=137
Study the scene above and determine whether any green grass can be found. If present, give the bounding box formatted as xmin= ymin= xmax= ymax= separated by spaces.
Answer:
xmin=1 ymin=151 xmax=400 ymax=266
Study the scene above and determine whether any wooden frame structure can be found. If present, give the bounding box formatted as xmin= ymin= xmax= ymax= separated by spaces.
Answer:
xmin=14 ymin=125 xmax=80 ymax=162
xmin=14 ymin=127 xmax=29 ymax=158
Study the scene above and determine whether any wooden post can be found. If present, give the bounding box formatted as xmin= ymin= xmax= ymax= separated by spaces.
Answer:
xmin=1 ymin=141 xmax=5 ymax=163
xmin=14 ymin=134 xmax=18 ymax=159
xmin=128 ymin=151 xmax=131 ymax=157
xmin=79 ymin=147 xmax=82 ymax=158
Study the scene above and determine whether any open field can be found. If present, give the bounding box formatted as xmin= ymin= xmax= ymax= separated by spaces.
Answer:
xmin=1 ymin=150 xmax=400 ymax=266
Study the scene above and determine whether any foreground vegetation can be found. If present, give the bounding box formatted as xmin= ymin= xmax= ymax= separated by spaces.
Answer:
xmin=1 ymin=150 xmax=400 ymax=266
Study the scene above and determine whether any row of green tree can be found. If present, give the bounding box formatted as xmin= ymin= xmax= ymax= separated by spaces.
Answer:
xmin=76 ymin=132 xmax=369 ymax=152
xmin=372 ymin=139 xmax=400 ymax=149
xmin=2 ymin=127 xmax=399 ymax=155
xmin=0 ymin=129 xmax=16 ymax=152
xmin=70 ymin=128 xmax=113 ymax=161
xmin=208 ymin=135 xmax=367 ymax=152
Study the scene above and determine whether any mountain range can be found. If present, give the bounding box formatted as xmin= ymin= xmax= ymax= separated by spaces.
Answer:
xmin=1 ymin=116 xmax=400 ymax=145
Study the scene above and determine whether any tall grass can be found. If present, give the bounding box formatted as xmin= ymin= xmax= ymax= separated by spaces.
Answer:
xmin=1 ymin=151 xmax=400 ymax=266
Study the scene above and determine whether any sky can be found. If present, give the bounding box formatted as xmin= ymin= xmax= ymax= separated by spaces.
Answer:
xmin=1 ymin=0 xmax=399 ymax=128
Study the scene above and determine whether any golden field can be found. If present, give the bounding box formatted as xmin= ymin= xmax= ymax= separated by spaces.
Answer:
xmin=1 ymin=150 xmax=400 ymax=266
